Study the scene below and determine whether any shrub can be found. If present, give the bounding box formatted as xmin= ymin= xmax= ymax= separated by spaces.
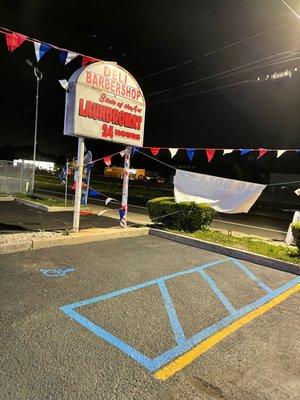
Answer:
xmin=292 ymin=222 xmax=300 ymax=248
xmin=147 ymin=197 xmax=215 ymax=232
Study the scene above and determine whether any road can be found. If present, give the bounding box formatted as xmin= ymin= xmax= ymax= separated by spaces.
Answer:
xmin=1 ymin=235 xmax=299 ymax=399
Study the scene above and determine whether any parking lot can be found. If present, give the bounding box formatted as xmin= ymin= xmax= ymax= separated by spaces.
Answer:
xmin=1 ymin=235 xmax=299 ymax=399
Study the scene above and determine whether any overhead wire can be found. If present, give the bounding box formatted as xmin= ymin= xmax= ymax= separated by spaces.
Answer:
xmin=138 ymin=20 xmax=297 ymax=81
xmin=145 ymin=47 xmax=300 ymax=99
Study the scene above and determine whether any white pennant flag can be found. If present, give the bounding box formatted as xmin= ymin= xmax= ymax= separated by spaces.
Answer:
xmin=223 ymin=149 xmax=234 ymax=155
xmin=277 ymin=150 xmax=287 ymax=158
xmin=119 ymin=149 xmax=127 ymax=157
xmin=65 ymin=51 xmax=78 ymax=65
xmin=105 ymin=197 xmax=116 ymax=205
xmin=295 ymin=188 xmax=300 ymax=196
xmin=169 ymin=148 xmax=178 ymax=158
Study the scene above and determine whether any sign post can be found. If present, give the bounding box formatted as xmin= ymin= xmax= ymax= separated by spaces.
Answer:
xmin=73 ymin=137 xmax=85 ymax=232
xmin=120 ymin=147 xmax=131 ymax=228
xmin=64 ymin=160 xmax=69 ymax=206
xmin=63 ymin=61 xmax=145 ymax=231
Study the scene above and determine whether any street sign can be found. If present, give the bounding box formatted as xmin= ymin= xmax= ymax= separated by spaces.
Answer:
xmin=64 ymin=61 xmax=146 ymax=147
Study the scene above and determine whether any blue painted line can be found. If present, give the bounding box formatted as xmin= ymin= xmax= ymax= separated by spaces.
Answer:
xmin=60 ymin=305 xmax=155 ymax=371
xmin=60 ymin=256 xmax=300 ymax=373
xmin=229 ymin=258 xmax=273 ymax=294
xmin=63 ymin=259 xmax=225 ymax=309
xmin=157 ymin=280 xmax=186 ymax=346
xmin=40 ymin=267 xmax=75 ymax=277
xmin=150 ymin=276 xmax=300 ymax=370
xmin=197 ymin=269 xmax=236 ymax=314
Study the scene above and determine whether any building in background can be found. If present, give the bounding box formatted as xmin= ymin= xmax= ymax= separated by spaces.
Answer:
xmin=104 ymin=166 xmax=145 ymax=180
xmin=13 ymin=159 xmax=55 ymax=172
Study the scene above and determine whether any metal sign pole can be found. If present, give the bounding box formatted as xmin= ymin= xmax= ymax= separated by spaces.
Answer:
xmin=120 ymin=147 xmax=132 ymax=228
xmin=64 ymin=160 xmax=69 ymax=206
xmin=73 ymin=137 xmax=85 ymax=232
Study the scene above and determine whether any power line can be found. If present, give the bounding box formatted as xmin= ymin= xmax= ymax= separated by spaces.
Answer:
xmin=148 ymin=60 xmax=300 ymax=106
xmin=148 ymin=79 xmax=254 ymax=106
xmin=138 ymin=21 xmax=296 ymax=81
xmin=145 ymin=47 xmax=300 ymax=99
xmin=280 ymin=0 xmax=300 ymax=19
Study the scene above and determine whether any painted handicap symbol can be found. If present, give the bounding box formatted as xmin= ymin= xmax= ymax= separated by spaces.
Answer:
xmin=40 ymin=267 xmax=75 ymax=277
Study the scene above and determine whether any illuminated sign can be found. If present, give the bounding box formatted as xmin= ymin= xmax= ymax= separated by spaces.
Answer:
xmin=64 ymin=61 xmax=146 ymax=147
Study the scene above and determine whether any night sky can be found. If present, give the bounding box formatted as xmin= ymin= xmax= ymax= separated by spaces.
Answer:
xmin=0 ymin=1 xmax=299 ymax=170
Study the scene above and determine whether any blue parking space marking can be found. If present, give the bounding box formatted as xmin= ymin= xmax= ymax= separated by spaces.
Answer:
xmin=229 ymin=258 xmax=273 ymax=294
xmin=60 ymin=258 xmax=300 ymax=373
xmin=157 ymin=279 xmax=186 ymax=346
xmin=198 ymin=269 xmax=236 ymax=314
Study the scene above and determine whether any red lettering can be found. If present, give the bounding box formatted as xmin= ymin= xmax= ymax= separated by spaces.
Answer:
xmin=104 ymin=66 xmax=111 ymax=77
xmin=86 ymin=71 xmax=92 ymax=84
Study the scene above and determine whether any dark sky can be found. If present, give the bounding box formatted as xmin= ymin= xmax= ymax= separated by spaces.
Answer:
xmin=0 ymin=0 xmax=300 ymax=160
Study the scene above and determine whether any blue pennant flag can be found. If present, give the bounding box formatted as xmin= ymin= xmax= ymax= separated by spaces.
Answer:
xmin=240 ymin=149 xmax=251 ymax=156
xmin=88 ymin=188 xmax=102 ymax=197
xmin=186 ymin=148 xmax=195 ymax=161
xmin=34 ymin=42 xmax=52 ymax=61
xmin=59 ymin=50 xmax=67 ymax=64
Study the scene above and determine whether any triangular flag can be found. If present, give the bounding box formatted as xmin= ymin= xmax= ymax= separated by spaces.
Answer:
xmin=169 ymin=148 xmax=178 ymax=158
xmin=223 ymin=149 xmax=234 ymax=155
xmin=277 ymin=150 xmax=287 ymax=158
xmin=186 ymin=148 xmax=195 ymax=161
xmin=59 ymin=50 xmax=67 ymax=64
xmin=105 ymin=197 xmax=116 ymax=205
xmin=88 ymin=188 xmax=101 ymax=197
xmin=65 ymin=51 xmax=78 ymax=65
xmin=240 ymin=149 xmax=251 ymax=155
xmin=132 ymin=147 xmax=139 ymax=155
xmin=82 ymin=56 xmax=98 ymax=66
xmin=119 ymin=149 xmax=127 ymax=157
xmin=257 ymin=148 xmax=268 ymax=159
xmin=5 ymin=32 xmax=27 ymax=52
xmin=103 ymin=156 xmax=112 ymax=166
xmin=71 ymin=181 xmax=76 ymax=190
xmin=34 ymin=42 xmax=52 ymax=61
xmin=206 ymin=149 xmax=215 ymax=162
xmin=151 ymin=148 xmax=160 ymax=156
xmin=294 ymin=188 xmax=300 ymax=196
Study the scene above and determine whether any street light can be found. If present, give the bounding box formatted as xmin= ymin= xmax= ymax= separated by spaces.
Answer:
xmin=26 ymin=59 xmax=43 ymax=194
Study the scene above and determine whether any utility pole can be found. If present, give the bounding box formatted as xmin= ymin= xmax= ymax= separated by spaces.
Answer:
xmin=26 ymin=59 xmax=43 ymax=194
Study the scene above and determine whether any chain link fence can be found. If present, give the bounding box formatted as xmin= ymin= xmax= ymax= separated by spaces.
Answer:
xmin=0 ymin=160 xmax=33 ymax=195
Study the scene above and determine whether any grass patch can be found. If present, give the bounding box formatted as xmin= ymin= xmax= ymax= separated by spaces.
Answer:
xmin=165 ymin=228 xmax=300 ymax=265
xmin=17 ymin=193 xmax=73 ymax=207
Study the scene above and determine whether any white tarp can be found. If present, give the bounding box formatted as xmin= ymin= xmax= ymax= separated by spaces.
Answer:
xmin=174 ymin=170 xmax=266 ymax=214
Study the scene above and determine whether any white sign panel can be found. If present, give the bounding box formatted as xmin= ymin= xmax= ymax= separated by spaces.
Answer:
xmin=64 ymin=61 xmax=145 ymax=147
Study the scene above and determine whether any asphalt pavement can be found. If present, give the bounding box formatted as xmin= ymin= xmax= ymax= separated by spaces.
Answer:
xmin=1 ymin=235 xmax=299 ymax=399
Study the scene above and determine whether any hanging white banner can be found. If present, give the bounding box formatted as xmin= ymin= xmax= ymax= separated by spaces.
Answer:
xmin=174 ymin=169 xmax=266 ymax=214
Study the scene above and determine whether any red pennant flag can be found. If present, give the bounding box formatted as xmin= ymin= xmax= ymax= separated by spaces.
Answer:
xmin=206 ymin=149 xmax=215 ymax=162
xmin=103 ymin=156 xmax=112 ymax=166
xmin=150 ymin=148 xmax=160 ymax=156
xmin=71 ymin=181 xmax=76 ymax=190
xmin=5 ymin=32 xmax=27 ymax=52
xmin=258 ymin=148 xmax=268 ymax=159
xmin=82 ymin=56 xmax=98 ymax=66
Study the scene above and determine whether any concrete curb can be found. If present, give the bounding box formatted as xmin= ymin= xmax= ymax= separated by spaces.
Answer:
xmin=0 ymin=196 xmax=14 ymax=201
xmin=0 ymin=227 xmax=149 ymax=254
xmin=15 ymin=197 xmax=72 ymax=212
xmin=149 ymin=228 xmax=300 ymax=276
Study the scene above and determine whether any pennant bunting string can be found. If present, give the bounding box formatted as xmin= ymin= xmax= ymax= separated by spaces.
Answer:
xmin=257 ymin=148 xmax=268 ymax=159
xmin=206 ymin=149 xmax=215 ymax=162
xmin=186 ymin=148 xmax=195 ymax=161
xmin=169 ymin=148 xmax=178 ymax=158
xmin=5 ymin=32 xmax=27 ymax=52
